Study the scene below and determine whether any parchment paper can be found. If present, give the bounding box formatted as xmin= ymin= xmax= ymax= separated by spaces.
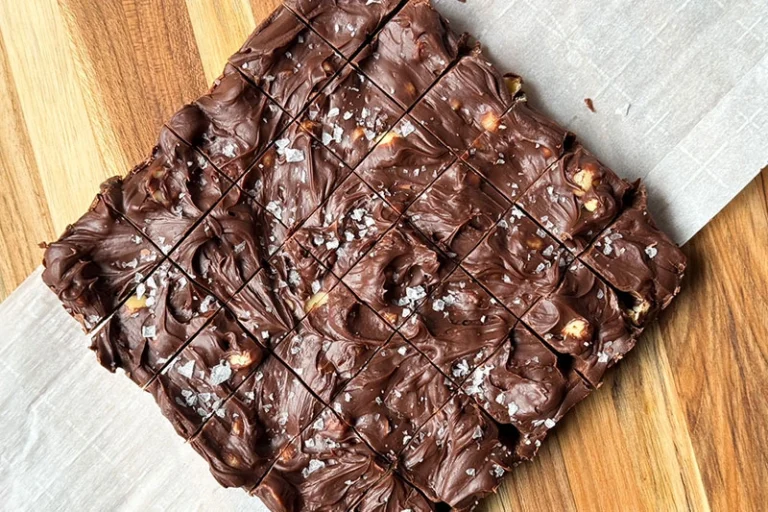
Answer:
xmin=2 ymin=0 xmax=767 ymax=510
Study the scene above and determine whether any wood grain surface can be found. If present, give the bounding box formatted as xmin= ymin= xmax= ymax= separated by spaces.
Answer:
xmin=0 ymin=1 xmax=766 ymax=510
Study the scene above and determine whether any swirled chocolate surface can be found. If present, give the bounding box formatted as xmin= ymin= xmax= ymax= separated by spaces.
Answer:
xmin=147 ymin=308 xmax=266 ymax=439
xmin=106 ymin=128 xmax=229 ymax=254
xmin=352 ymin=471 xmax=435 ymax=512
xmin=462 ymin=323 xmax=591 ymax=459
xmin=400 ymin=393 xmax=517 ymax=510
xmin=463 ymin=208 xmax=572 ymax=316
xmin=410 ymin=47 xmax=513 ymax=153
xmin=343 ymin=222 xmax=455 ymax=329
xmin=406 ymin=161 xmax=511 ymax=259
xmin=292 ymin=173 xmax=398 ymax=277
xmin=354 ymin=0 xmax=464 ymax=108
xmin=356 ymin=116 xmax=453 ymax=213
xmin=229 ymin=6 xmax=344 ymax=117
xmin=190 ymin=355 xmax=324 ymax=490
xmin=301 ymin=64 xmax=404 ymax=169
xmin=41 ymin=177 xmax=162 ymax=332
xmin=331 ymin=335 xmax=453 ymax=461
xmin=166 ymin=66 xmax=290 ymax=181
xmin=523 ymin=261 xmax=639 ymax=385
xmin=463 ymin=97 xmax=572 ymax=202
xmin=239 ymin=122 xmax=351 ymax=243
xmin=583 ymin=184 xmax=686 ymax=323
xmin=519 ymin=144 xmax=631 ymax=252
xmin=285 ymin=0 xmax=402 ymax=58
xmin=169 ymin=185 xmax=277 ymax=302
xmin=90 ymin=261 xmax=220 ymax=386
xmin=275 ymin=283 xmax=395 ymax=402
xmin=401 ymin=268 xmax=516 ymax=380
xmin=253 ymin=407 xmax=389 ymax=512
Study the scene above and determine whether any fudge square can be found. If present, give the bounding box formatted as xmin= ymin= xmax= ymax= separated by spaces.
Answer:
xmin=40 ymin=0 xmax=688 ymax=510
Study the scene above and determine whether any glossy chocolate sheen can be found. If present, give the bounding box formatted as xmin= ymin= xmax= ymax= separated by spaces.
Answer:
xmin=169 ymin=185 xmax=278 ymax=303
xmin=354 ymin=0 xmax=464 ymax=108
xmin=190 ymin=355 xmax=325 ymax=489
xmin=356 ymin=116 xmax=454 ymax=213
xmin=301 ymin=64 xmax=405 ymax=169
xmin=351 ymin=471 xmax=436 ymax=512
xmin=253 ymin=407 xmax=389 ymax=512
xmin=147 ymin=308 xmax=266 ymax=439
xmin=90 ymin=261 xmax=220 ymax=386
xmin=41 ymin=1 xmax=688 ymax=509
xmin=239 ymin=122 xmax=351 ymax=242
xmin=462 ymin=323 xmax=591 ymax=459
xmin=343 ymin=222 xmax=456 ymax=329
xmin=406 ymin=161 xmax=511 ymax=259
xmin=292 ymin=173 xmax=399 ymax=277
xmin=583 ymin=184 xmax=686 ymax=323
xmin=106 ymin=128 xmax=229 ymax=254
xmin=229 ymin=6 xmax=344 ymax=117
xmin=523 ymin=261 xmax=639 ymax=385
xmin=331 ymin=335 xmax=453 ymax=462
xmin=399 ymin=393 xmax=518 ymax=511
xmin=276 ymin=283 xmax=395 ymax=402
xmin=410 ymin=46 xmax=514 ymax=153
xmin=463 ymin=208 xmax=572 ymax=317
xmin=463 ymin=97 xmax=573 ymax=202
xmin=401 ymin=268 xmax=516 ymax=381
xmin=41 ymin=177 xmax=162 ymax=332
xmin=285 ymin=0 xmax=403 ymax=58
xmin=519 ymin=144 xmax=632 ymax=252
xmin=166 ymin=66 xmax=290 ymax=181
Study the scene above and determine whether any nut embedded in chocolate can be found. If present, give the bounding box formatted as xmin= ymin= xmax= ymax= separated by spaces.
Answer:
xmin=356 ymin=115 xmax=454 ymax=213
xmin=462 ymin=323 xmax=591 ymax=459
xmin=463 ymin=207 xmax=572 ymax=316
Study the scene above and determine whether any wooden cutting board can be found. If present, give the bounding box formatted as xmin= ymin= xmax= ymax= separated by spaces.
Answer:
xmin=0 ymin=1 xmax=766 ymax=510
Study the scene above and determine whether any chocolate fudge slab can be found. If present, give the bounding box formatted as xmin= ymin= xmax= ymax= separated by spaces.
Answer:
xmin=523 ymin=260 xmax=639 ymax=386
xmin=106 ymin=128 xmax=230 ymax=255
xmin=330 ymin=334 xmax=454 ymax=462
xmin=166 ymin=65 xmax=291 ymax=182
xmin=356 ymin=115 xmax=454 ymax=214
xmin=343 ymin=222 xmax=456 ymax=329
xmin=300 ymin=64 xmax=405 ymax=169
xmin=399 ymin=393 xmax=518 ymax=511
xmin=351 ymin=470 xmax=436 ymax=512
xmin=405 ymin=161 xmax=511 ymax=260
xmin=353 ymin=0 xmax=464 ymax=109
xmin=254 ymin=407 xmax=390 ymax=512
xmin=41 ymin=178 xmax=163 ymax=332
xmin=147 ymin=308 xmax=267 ymax=439
xmin=229 ymin=5 xmax=344 ymax=118
xmin=292 ymin=173 xmax=399 ymax=278
xmin=462 ymin=96 xmax=573 ymax=202
xmin=169 ymin=185 xmax=279 ymax=303
xmin=401 ymin=267 xmax=516 ymax=382
xmin=285 ymin=0 xmax=403 ymax=58
xmin=89 ymin=261 xmax=220 ymax=387
xmin=582 ymin=184 xmax=686 ymax=326
xmin=239 ymin=121 xmax=351 ymax=244
xmin=274 ymin=282 xmax=396 ymax=402
xmin=190 ymin=355 xmax=325 ymax=490
xmin=519 ymin=144 xmax=632 ymax=253
xmin=410 ymin=46 xmax=515 ymax=153
xmin=462 ymin=323 xmax=591 ymax=459
xmin=463 ymin=207 xmax=572 ymax=317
